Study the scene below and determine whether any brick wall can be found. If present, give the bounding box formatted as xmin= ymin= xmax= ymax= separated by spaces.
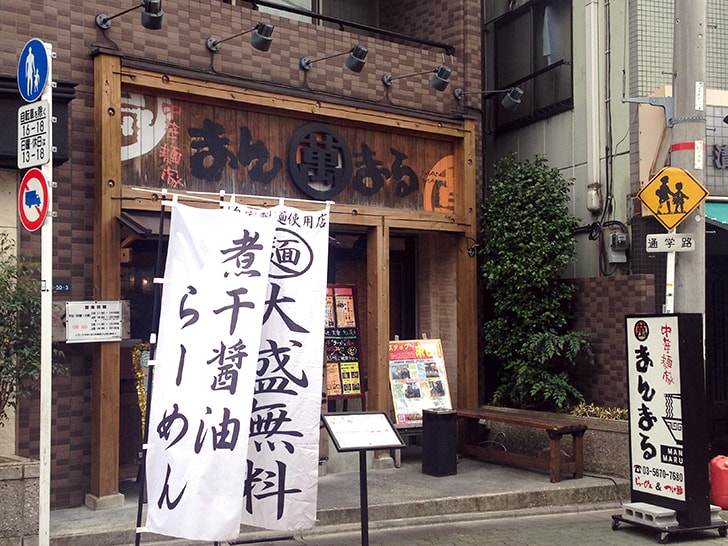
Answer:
xmin=571 ymin=274 xmax=657 ymax=408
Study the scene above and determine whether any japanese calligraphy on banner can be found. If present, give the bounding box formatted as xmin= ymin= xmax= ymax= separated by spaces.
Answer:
xmin=145 ymin=202 xmax=330 ymax=540
xmin=626 ymin=316 xmax=685 ymax=502
xmin=388 ymin=339 xmax=452 ymax=426
xmin=241 ymin=204 xmax=330 ymax=531
xmin=146 ymin=203 xmax=276 ymax=541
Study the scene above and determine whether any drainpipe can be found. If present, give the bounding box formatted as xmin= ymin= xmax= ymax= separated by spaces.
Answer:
xmin=585 ymin=0 xmax=603 ymax=216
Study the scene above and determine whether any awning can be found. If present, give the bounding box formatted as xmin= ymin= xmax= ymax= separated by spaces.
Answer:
xmin=118 ymin=209 xmax=170 ymax=238
xmin=706 ymin=202 xmax=728 ymax=229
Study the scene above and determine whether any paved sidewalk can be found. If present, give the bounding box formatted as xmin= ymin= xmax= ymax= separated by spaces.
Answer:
xmin=248 ymin=505 xmax=728 ymax=546
xmin=50 ymin=446 xmax=630 ymax=545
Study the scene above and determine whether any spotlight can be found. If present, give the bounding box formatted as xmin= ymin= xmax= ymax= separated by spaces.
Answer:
xmin=206 ymin=22 xmax=275 ymax=53
xmin=95 ymin=0 xmax=164 ymax=31
xmin=300 ymin=45 xmax=369 ymax=73
xmin=382 ymin=65 xmax=452 ymax=92
xmin=452 ymin=86 xmax=524 ymax=110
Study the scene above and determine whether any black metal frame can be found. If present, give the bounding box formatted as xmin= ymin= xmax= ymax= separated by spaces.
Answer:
xmin=243 ymin=0 xmax=456 ymax=56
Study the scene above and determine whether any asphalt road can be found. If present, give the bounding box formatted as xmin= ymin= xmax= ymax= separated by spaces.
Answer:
xmin=230 ymin=506 xmax=728 ymax=546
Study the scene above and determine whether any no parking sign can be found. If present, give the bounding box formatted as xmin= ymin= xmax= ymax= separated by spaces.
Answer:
xmin=18 ymin=167 xmax=49 ymax=231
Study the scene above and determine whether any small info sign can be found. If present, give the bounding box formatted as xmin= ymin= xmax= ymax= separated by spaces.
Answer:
xmin=646 ymin=233 xmax=696 ymax=253
xmin=65 ymin=300 xmax=123 ymax=343
xmin=17 ymin=100 xmax=51 ymax=169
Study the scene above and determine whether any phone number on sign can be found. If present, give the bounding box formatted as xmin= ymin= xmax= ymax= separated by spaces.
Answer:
xmin=633 ymin=465 xmax=683 ymax=481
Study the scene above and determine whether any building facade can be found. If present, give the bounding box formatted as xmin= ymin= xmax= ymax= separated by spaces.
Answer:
xmin=1 ymin=0 xmax=484 ymax=509
xmin=483 ymin=0 xmax=728 ymax=446
xmin=3 ymin=0 xmax=728 ymax=513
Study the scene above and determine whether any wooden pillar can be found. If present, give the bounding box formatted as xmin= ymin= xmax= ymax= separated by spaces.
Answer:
xmin=365 ymin=220 xmax=390 ymax=413
xmin=456 ymin=119 xmax=479 ymax=409
xmin=89 ymin=51 xmax=122 ymax=506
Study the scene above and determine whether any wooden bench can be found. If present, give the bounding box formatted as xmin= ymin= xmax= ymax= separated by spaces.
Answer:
xmin=457 ymin=407 xmax=587 ymax=483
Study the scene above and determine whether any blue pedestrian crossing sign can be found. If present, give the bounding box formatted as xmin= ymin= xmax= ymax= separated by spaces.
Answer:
xmin=17 ymin=39 xmax=49 ymax=103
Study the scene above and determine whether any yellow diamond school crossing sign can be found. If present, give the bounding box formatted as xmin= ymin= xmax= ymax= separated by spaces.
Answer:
xmin=638 ymin=166 xmax=709 ymax=231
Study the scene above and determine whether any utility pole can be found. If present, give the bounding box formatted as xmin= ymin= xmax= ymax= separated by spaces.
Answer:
xmin=673 ymin=0 xmax=707 ymax=316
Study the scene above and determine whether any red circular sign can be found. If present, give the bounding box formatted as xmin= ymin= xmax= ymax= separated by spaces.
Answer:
xmin=18 ymin=168 xmax=49 ymax=232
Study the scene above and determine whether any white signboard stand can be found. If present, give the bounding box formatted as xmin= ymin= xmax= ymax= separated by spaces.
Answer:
xmin=322 ymin=412 xmax=404 ymax=546
xmin=613 ymin=314 xmax=727 ymax=542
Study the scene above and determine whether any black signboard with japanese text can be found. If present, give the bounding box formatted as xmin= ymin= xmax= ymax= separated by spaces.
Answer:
xmin=324 ymin=284 xmax=366 ymax=407
xmin=626 ymin=313 xmax=710 ymax=527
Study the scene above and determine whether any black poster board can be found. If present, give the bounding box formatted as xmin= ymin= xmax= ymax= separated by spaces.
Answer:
xmin=324 ymin=284 xmax=366 ymax=407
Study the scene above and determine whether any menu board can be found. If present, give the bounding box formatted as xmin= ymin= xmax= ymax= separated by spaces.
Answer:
xmin=388 ymin=338 xmax=451 ymax=425
xmin=322 ymin=412 xmax=404 ymax=452
xmin=324 ymin=285 xmax=365 ymax=403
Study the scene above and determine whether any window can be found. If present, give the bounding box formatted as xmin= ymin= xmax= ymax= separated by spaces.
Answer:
xmin=490 ymin=0 xmax=573 ymax=132
xmin=243 ymin=0 xmax=380 ymax=28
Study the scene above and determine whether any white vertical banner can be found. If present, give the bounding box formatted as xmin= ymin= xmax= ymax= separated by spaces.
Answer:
xmin=146 ymin=203 xmax=276 ymax=541
xmin=240 ymin=204 xmax=331 ymax=531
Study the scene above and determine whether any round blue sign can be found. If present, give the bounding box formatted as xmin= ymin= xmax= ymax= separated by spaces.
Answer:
xmin=17 ymin=39 xmax=49 ymax=103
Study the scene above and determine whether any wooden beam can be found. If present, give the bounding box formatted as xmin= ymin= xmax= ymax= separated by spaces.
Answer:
xmin=119 ymin=67 xmax=467 ymax=139
xmin=91 ymin=53 xmax=122 ymax=500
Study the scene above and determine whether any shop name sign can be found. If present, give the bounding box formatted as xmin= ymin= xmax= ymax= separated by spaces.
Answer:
xmin=120 ymin=93 xmax=457 ymax=213
xmin=625 ymin=314 xmax=711 ymax=525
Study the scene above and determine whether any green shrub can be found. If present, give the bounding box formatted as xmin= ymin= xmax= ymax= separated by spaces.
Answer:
xmin=0 ymin=234 xmax=64 ymax=425
xmin=480 ymin=154 xmax=593 ymax=411
xmin=570 ymin=402 xmax=628 ymax=420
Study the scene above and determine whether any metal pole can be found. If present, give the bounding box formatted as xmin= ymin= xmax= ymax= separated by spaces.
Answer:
xmin=665 ymin=238 xmax=676 ymax=313
xmin=39 ymin=41 xmax=54 ymax=546
xmin=672 ymin=0 xmax=707 ymax=316
xmin=359 ymin=450 xmax=369 ymax=546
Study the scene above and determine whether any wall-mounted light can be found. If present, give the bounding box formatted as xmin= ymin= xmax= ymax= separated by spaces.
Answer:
xmin=453 ymin=86 xmax=524 ymax=110
xmin=95 ymin=0 xmax=164 ymax=31
xmin=382 ymin=65 xmax=452 ymax=92
xmin=300 ymin=45 xmax=369 ymax=73
xmin=206 ymin=21 xmax=275 ymax=53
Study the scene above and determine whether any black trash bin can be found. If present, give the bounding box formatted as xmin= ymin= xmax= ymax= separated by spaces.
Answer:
xmin=422 ymin=408 xmax=457 ymax=476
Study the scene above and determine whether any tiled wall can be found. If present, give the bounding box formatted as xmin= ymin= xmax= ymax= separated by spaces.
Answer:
xmin=631 ymin=0 xmax=728 ymax=97
xmin=571 ymin=274 xmax=657 ymax=409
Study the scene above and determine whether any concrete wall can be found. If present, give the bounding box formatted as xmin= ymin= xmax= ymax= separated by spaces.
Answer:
xmin=0 ymin=456 xmax=39 ymax=544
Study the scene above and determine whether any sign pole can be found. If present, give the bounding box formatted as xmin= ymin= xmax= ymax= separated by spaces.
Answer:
xmin=38 ymin=42 xmax=53 ymax=546
xmin=672 ymin=0 xmax=706 ymax=317
xmin=17 ymin=36 xmax=53 ymax=545
xmin=665 ymin=230 xmax=676 ymax=314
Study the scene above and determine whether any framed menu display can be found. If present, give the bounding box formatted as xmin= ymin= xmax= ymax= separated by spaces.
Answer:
xmin=324 ymin=284 xmax=365 ymax=406
xmin=388 ymin=338 xmax=452 ymax=425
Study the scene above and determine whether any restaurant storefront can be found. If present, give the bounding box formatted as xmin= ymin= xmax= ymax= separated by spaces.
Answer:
xmin=89 ymin=51 xmax=479 ymax=505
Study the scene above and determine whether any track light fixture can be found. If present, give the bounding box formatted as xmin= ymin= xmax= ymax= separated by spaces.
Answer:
xmin=206 ymin=21 xmax=275 ymax=53
xmin=382 ymin=65 xmax=452 ymax=92
xmin=95 ymin=0 xmax=164 ymax=31
xmin=453 ymin=86 xmax=524 ymax=110
xmin=300 ymin=45 xmax=369 ymax=73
